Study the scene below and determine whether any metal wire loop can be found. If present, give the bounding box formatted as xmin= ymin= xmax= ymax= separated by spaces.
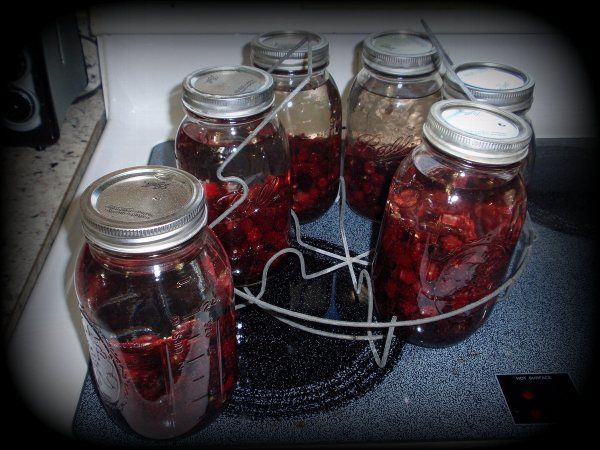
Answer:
xmin=206 ymin=33 xmax=534 ymax=367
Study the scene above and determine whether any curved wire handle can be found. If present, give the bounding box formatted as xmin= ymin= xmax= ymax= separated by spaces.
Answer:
xmin=208 ymin=39 xmax=314 ymax=229
xmin=420 ymin=19 xmax=477 ymax=101
xmin=207 ymin=33 xmax=535 ymax=368
xmin=235 ymin=177 xmax=535 ymax=367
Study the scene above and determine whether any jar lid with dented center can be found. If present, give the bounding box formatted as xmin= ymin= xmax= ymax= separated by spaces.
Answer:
xmin=422 ymin=100 xmax=532 ymax=165
xmin=362 ymin=30 xmax=440 ymax=76
xmin=182 ymin=65 xmax=274 ymax=119
xmin=80 ymin=166 xmax=208 ymax=254
xmin=442 ymin=62 xmax=535 ymax=112
xmin=251 ymin=30 xmax=329 ymax=73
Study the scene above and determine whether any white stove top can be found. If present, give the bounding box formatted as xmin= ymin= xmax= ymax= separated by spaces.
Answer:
xmin=7 ymin=8 xmax=595 ymax=436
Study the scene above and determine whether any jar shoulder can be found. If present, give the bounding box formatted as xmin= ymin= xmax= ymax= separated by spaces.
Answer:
xmin=400 ymin=143 xmax=527 ymax=197
xmin=176 ymin=112 xmax=288 ymax=166
xmin=178 ymin=114 xmax=283 ymax=142
xmin=273 ymin=73 xmax=342 ymax=111
xmin=271 ymin=69 xmax=340 ymax=94
xmin=75 ymin=230 xmax=234 ymax=330
xmin=273 ymin=73 xmax=342 ymax=137
xmin=350 ymin=67 xmax=443 ymax=100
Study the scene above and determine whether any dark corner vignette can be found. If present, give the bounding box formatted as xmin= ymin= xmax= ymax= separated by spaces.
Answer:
xmin=0 ymin=2 xmax=95 ymax=447
xmin=1 ymin=1 xmax=598 ymax=449
xmin=1 ymin=354 xmax=73 ymax=446
xmin=521 ymin=5 xmax=600 ymax=449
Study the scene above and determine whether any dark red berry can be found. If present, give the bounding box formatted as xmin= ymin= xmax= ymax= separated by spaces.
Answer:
xmin=344 ymin=135 xmax=419 ymax=220
xmin=176 ymin=126 xmax=292 ymax=286
xmin=289 ymin=134 xmax=341 ymax=223
xmin=372 ymin=153 xmax=526 ymax=347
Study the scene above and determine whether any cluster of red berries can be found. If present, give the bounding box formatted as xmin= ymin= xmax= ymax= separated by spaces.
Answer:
xmin=288 ymin=134 xmax=341 ymax=223
xmin=372 ymin=163 xmax=526 ymax=347
xmin=204 ymin=174 xmax=292 ymax=286
xmin=344 ymin=137 xmax=417 ymax=221
xmin=77 ymin=235 xmax=237 ymax=439
xmin=112 ymin=312 xmax=237 ymax=438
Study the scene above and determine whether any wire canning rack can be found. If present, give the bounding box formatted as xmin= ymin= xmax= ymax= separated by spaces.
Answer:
xmin=206 ymin=27 xmax=535 ymax=368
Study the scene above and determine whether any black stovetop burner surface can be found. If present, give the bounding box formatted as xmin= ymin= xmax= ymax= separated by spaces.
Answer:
xmin=229 ymin=237 xmax=402 ymax=418
xmin=71 ymin=139 xmax=596 ymax=446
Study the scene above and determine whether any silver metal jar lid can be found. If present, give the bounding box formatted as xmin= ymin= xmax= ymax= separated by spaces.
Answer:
xmin=182 ymin=65 xmax=274 ymax=119
xmin=422 ymin=100 xmax=532 ymax=165
xmin=362 ymin=30 xmax=440 ymax=76
xmin=251 ymin=30 xmax=329 ymax=72
xmin=442 ymin=62 xmax=535 ymax=112
xmin=80 ymin=166 xmax=208 ymax=254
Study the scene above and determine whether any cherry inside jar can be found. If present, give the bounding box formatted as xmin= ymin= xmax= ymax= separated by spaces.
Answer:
xmin=175 ymin=65 xmax=292 ymax=286
xmin=75 ymin=166 xmax=237 ymax=440
xmin=344 ymin=134 xmax=420 ymax=220
xmin=76 ymin=234 xmax=236 ymax=439
xmin=372 ymin=100 xmax=531 ymax=348
xmin=250 ymin=31 xmax=343 ymax=224
xmin=289 ymin=133 xmax=341 ymax=222
xmin=176 ymin=116 xmax=291 ymax=286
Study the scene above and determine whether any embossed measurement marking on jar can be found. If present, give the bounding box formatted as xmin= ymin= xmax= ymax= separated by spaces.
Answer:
xmin=182 ymin=329 xmax=210 ymax=414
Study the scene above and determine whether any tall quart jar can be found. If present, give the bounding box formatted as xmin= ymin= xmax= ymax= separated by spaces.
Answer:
xmin=74 ymin=166 xmax=236 ymax=439
xmin=175 ymin=65 xmax=292 ymax=286
xmin=250 ymin=30 xmax=343 ymax=223
xmin=345 ymin=30 xmax=442 ymax=221
xmin=372 ymin=100 xmax=531 ymax=348
xmin=442 ymin=62 xmax=536 ymax=185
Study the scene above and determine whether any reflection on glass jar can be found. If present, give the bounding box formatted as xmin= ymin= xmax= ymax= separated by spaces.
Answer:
xmin=442 ymin=61 xmax=536 ymax=185
xmin=251 ymin=31 xmax=343 ymax=223
xmin=345 ymin=30 xmax=442 ymax=221
xmin=75 ymin=166 xmax=236 ymax=439
xmin=175 ymin=65 xmax=292 ymax=286
xmin=372 ymin=101 xmax=531 ymax=347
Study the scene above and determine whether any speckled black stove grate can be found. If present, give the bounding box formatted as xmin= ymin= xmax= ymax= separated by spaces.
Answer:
xmin=228 ymin=237 xmax=404 ymax=418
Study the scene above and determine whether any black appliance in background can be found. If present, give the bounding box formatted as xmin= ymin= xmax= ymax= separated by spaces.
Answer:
xmin=2 ymin=14 xmax=88 ymax=149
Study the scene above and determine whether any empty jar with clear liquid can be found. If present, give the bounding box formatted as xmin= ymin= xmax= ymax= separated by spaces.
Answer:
xmin=175 ymin=65 xmax=292 ymax=286
xmin=345 ymin=30 xmax=442 ymax=221
xmin=442 ymin=61 xmax=536 ymax=185
xmin=251 ymin=30 xmax=343 ymax=223
xmin=74 ymin=166 xmax=237 ymax=439
xmin=372 ymin=100 xmax=531 ymax=348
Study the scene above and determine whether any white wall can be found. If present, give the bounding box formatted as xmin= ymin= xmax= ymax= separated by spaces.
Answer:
xmin=90 ymin=2 xmax=596 ymax=138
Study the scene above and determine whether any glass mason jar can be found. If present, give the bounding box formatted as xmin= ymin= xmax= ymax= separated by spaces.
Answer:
xmin=442 ymin=62 xmax=536 ymax=185
xmin=74 ymin=166 xmax=236 ymax=439
xmin=345 ymin=30 xmax=442 ymax=221
xmin=250 ymin=31 xmax=343 ymax=223
xmin=372 ymin=101 xmax=532 ymax=348
xmin=175 ymin=66 xmax=292 ymax=286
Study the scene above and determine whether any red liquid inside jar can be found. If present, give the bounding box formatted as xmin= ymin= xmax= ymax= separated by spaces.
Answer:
xmin=344 ymin=135 xmax=418 ymax=221
xmin=176 ymin=119 xmax=291 ymax=286
xmin=372 ymin=144 xmax=526 ymax=347
xmin=202 ymin=175 xmax=291 ymax=285
xmin=289 ymin=134 xmax=340 ymax=223
xmin=75 ymin=230 xmax=237 ymax=439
